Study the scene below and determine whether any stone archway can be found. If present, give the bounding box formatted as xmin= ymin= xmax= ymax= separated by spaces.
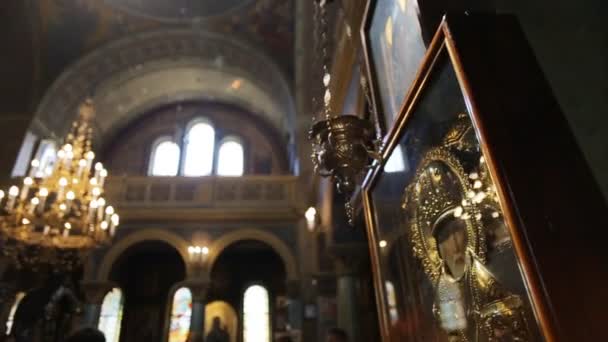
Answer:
xmin=32 ymin=29 xmax=295 ymax=148
xmin=206 ymin=229 xmax=298 ymax=282
xmin=96 ymin=228 xmax=191 ymax=281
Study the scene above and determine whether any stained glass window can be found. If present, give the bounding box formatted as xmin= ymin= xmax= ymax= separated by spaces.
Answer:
xmin=149 ymin=137 xmax=180 ymax=176
xmin=169 ymin=287 xmax=192 ymax=342
xmin=98 ymin=288 xmax=124 ymax=342
xmin=243 ymin=285 xmax=270 ymax=342
xmin=217 ymin=137 xmax=244 ymax=176
xmin=5 ymin=292 xmax=25 ymax=335
xmin=183 ymin=120 xmax=215 ymax=176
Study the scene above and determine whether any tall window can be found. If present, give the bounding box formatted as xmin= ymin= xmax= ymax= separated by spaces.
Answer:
xmin=98 ymin=288 xmax=124 ymax=342
xmin=183 ymin=121 xmax=215 ymax=176
xmin=243 ymin=285 xmax=270 ymax=342
xmin=169 ymin=287 xmax=192 ymax=342
xmin=147 ymin=118 xmax=248 ymax=176
xmin=35 ymin=140 xmax=57 ymax=177
xmin=217 ymin=137 xmax=244 ymax=176
xmin=5 ymin=292 xmax=25 ymax=335
xmin=149 ymin=137 xmax=180 ymax=176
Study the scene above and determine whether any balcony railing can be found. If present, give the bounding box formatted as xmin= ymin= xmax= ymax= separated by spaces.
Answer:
xmin=104 ymin=175 xmax=300 ymax=221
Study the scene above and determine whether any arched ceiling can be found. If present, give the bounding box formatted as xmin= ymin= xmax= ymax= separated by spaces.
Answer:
xmin=32 ymin=29 xmax=295 ymax=147
xmin=103 ymin=0 xmax=255 ymax=22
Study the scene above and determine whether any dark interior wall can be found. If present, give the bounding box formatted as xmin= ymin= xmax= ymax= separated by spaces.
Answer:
xmin=416 ymin=0 xmax=608 ymax=198
xmin=0 ymin=1 xmax=38 ymax=179
xmin=494 ymin=0 xmax=608 ymax=200
xmin=102 ymin=101 xmax=290 ymax=175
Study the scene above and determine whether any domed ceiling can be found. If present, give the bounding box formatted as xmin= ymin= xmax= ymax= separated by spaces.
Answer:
xmin=103 ymin=0 xmax=255 ymax=22
xmin=36 ymin=0 xmax=294 ymax=93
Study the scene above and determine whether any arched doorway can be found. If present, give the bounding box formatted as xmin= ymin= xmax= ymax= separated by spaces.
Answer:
xmin=205 ymin=301 xmax=238 ymax=342
xmin=209 ymin=240 xmax=287 ymax=342
xmin=110 ymin=240 xmax=186 ymax=342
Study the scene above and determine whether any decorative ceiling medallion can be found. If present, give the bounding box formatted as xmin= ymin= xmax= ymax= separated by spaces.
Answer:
xmin=103 ymin=0 xmax=254 ymax=22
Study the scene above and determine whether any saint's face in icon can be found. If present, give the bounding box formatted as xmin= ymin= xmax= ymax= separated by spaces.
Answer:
xmin=434 ymin=215 xmax=468 ymax=279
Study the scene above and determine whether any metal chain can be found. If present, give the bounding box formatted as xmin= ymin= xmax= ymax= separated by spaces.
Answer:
xmin=359 ymin=55 xmax=382 ymax=141
xmin=312 ymin=0 xmax=333 ymax=122
xmin=311 ymin=0 xmax=320 ymax=122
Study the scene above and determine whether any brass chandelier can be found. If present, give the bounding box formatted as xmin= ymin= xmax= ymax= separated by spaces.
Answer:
xmin=0 ymin=99 xmax=119 ymax=270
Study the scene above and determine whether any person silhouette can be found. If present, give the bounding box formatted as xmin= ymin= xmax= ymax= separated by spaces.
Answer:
xmin=205 ymin=316 xmax=229 ymax=342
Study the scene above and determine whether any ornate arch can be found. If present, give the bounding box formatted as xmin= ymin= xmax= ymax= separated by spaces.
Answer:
xmin=206 ymin=229 xmax=298 ymax=281
xmin=96 ymin=228 xmax=191 ymax=280
xmin=32 ymin=29 xmax=295 ymax=148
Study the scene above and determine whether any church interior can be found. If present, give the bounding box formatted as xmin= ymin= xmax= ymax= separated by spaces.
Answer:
xmin=0 ymin=1 xmax=606 ymax=342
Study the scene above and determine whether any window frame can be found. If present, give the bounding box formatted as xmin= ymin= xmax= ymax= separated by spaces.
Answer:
xmin=166 ymin=286 xmax=193 ymax=342
xmin=148 ymin=136 xmax=181 ymax=176
xmin=242 ymin=283 xmax=272 ymax=342
xmin=98 ymin=287 xmax=124 ymax=342
xmin=181 ymin=117 xmax=216 ymax=177
xmin=217 ymin=135 xmax=245 ymax=176
xmin=147 ymin=117 xmax=251 ymax=177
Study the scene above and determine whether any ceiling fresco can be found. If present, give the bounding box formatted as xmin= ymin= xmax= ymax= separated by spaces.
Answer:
xmin=37 ymin=0 xmax=294 ymax=94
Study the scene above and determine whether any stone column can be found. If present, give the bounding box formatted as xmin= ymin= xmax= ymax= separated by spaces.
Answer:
xmin=286 ymin=279 xmax=303 ymax=334
xmin=330 ymin=243 xmax=368 ymax=342
xmin=80 ymin=281 xmax=116 ymax=327
xmin=186 ymin=280 xmax=210 ymax=342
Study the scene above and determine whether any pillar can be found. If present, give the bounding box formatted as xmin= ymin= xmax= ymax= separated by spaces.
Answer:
xmin=331 ymin=243 xmax=368 ymax=342
xmin=186 ymin=280 xmax=210 ymax=342
xmin=286 ymin=279 xmax=303 ymax=335
xmin=80 ymin=281 xmax=116 ymax=327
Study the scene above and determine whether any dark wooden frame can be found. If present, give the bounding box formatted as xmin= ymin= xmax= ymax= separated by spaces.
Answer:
xmin=362 ymin=13 xmax=608 ymax=342
xmin=360 ymin=0 xmax=427 ymax=136
xmin=360 ymin=0 xmax=387 ymax=135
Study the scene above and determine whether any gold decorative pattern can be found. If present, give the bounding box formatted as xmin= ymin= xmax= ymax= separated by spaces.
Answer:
xmin=402 ymin=116 xmax=533 ymax=340
xmin=403 ymin=146 xmax=486 ymax=283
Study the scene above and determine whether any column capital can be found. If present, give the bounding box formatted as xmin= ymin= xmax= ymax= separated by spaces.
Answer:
xmin=328 ymin=243 xmax=369 ymax=275
xmin=183 ymin=279 xmax=211 ymax=302
xmin=81 ymin=281 xmax=117 ymax=305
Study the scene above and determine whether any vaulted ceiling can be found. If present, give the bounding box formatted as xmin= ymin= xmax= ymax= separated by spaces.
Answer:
xmin=30 ymin=0 xmax=296 ymax=144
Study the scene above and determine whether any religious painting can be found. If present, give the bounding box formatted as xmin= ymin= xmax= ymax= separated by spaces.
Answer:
xmin=98 ymin=288 xmax=124 ymax=342
xmin=362 ymin=18 xmax=547 ymax=341
xmin=205 ymin=301 xmax=237 ymax=342
xmin=361 ymin=0 xmax=427 ymax=131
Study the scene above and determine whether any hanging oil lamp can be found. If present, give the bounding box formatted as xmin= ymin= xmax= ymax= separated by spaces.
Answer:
xmin=308 ymin=0 xmax=379 ymax=224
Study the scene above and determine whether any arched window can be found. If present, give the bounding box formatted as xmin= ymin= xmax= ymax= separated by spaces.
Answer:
xmin=149 ymin=137 xmax=180 ymax=176
xmin=98 ymin=288 xmax=124 ymax=342
xmin=168 ymin=287 xmax=192 ymax=342
xmin=183 ymin=120 xmax=215 ymax=176
xmin=5 ymin=292 xmax=25 ymax=335
xmin=243 ymin=285 xmax=270 ymax=342
xmin=217 ymin=137 xmax=244 ymax=176
xmin=36 ymin=140 xmax=57 ymax=177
